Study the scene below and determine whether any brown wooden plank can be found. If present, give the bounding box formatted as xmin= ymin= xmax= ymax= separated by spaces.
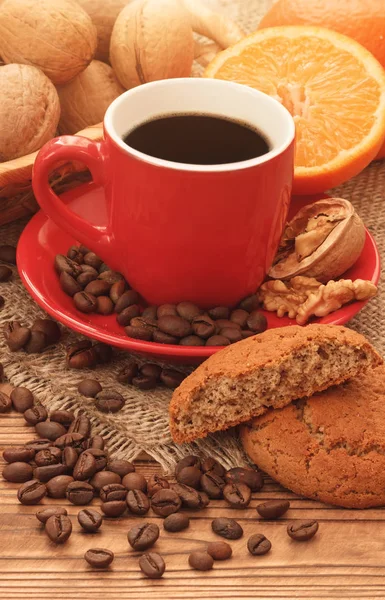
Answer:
xmin=1 ymin=408 xmax=385 ymax=599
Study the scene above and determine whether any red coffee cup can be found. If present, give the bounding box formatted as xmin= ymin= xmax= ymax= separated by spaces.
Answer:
xmin=32 ymin=78 xmax=295 ymax=308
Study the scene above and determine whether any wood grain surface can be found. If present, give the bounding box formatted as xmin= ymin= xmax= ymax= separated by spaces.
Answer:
xmin=1 ymin=388 xmax=385 ymax=599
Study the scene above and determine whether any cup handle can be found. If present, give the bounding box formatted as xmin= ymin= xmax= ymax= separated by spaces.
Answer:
xmin=32 ymin=135 xmax=112 ymax=252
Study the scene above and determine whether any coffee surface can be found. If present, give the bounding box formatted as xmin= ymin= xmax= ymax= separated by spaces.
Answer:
xmin=123 ymin=114 xmax=270 ymax=165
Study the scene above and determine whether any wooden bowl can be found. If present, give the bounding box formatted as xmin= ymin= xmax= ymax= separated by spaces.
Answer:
xmin=0 ymin=123 xmax=103 ymax=226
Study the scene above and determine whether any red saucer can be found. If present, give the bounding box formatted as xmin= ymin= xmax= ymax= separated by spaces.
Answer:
xmin=18 ymin=182 xmax=381 ymax=364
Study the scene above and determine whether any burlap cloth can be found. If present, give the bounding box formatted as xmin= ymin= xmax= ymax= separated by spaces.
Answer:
xmin=0 ymin=0 xmax=384 ymax=472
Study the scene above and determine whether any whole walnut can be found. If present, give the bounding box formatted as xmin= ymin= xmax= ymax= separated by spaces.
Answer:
xmin=0 ymin=0 xmax=97 ymax=85
xmin=0 ymin=64 xmax=60 ymax=162
xmin=57 ymin=60 xmax=124 ymax=134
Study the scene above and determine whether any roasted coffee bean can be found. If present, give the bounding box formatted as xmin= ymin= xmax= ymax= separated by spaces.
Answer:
xmin=206 ymin=335 xmax=230 ymax=346
xmin=220 ymin=327 xmax=243 ymax=343
xmin=176 ymin=465 xmax=201 ymax=489
xmin=223 ymin=482 xmax=251 ymax=508
xmin=238 ymin=294 xmax=260 ymax=312
xmin=89 ymin=435 xmax=105 ymax=450
xmin=36 ymin=507 xmax=67 ymax=524
xmin=100 ymin=483 xmax=127 ymax=502
xmin=207 ymin=541 xmax=232 ymax=561
xmin=98 ymin=271 xmax=123 ymax=286
xmin=242 ymin=330 xmax=255 ymax=339
xmin=3 ymin=320 xmax=22 ymax=341
xmin=78 ymin=509 xmax=103 ymax=532
xmin=160 ymin=368 xmax=186 ymax=389
xmin=122 ymin=472 xmax=147 ymax=492
xmin=73 ymin=291 xmax=98 ymax=313
xmin=192 ymin=315 xmax=215 ymax=339
xmin=77 ymin=379 xmax=102 ymax=398
xmin=208 ymin=306 xmax=230 ymax=320
xmin=287 ymin=520 xmax=319 ymax=541
xmin=189 ymin=551 xmax=214 ymax=571
xmin=0 ymin=244 xmax=16 ymax=264
xmin=3 ymin=462 xmax=33 ymax=483
xmin=6 ymin=327 xmax=31 ymax=351
xmin=179 ymin=335 xmax=205 ymax=346
xmin=83 ymin=252 xmax=103 ymax=270
xmin=34 ymin=464 xmax=67 ymax=483
xmin=152 ymin=330 xmax=177 ymax=344
xmin=62 ymin=446 xmax=79 ymax=470
xmin=77 ymin=271 xmax=98 ymax=287
xmin=114 ymin=290 xmax=140 ymax=313
xmin=47 ymin=475 xmax=74 ymax=498
xmin=101 ymin=500 xmax=126 ymax=517
xmin=125 ymin=325 xmax=153 ymax=341
xmin=247 ymin=534 xmax=272 ymax=556
xmin=3 ymin=446 xmax=35 ymax=463
xmin=17 ymin=479 xmax=47 ymax=505
xmin=140 ymin=363 xmax=162 ymax=379
xmin=69 ymin=415 xmax=91 ymax=438
xmin=94 ymin=343 xmax=113 ymax=365
xmin=35 ymin=421 xmax=67 ymax=441
xmin=67 ymin=481 xmax=94 ymax=505
xmin=78 ymin=245 xmax=90 ymax=255
xmin=215 ymin=319 xmax=240 ymax=331
xmin=85 ymin=548 xmax=114 ymax=568
xmin=247 ymin=310 xmax=267 ymax=333
xmin=139 ymin=553 xmax=165 ymax=579
xmin=257 ymin=500 xmax=290 ymax=520
xmin=34 ymin=447 xmax=62 ymax=467
xmin=147 ymin=474 xmax=169 ymax=497
xmin=225 ymin=467 xmax=264 ymax=492
xmin=67 ymin=245 xmax=84 ymax=263
xmin=175 ymin=454 xmax=201 ymax=476
xmin=212 ymin=517 xmax=243 ymax=540
xmin=84 ymin=279 xmax=111 ymax=297
xmin=31 ymin=319 xmax=61 ymax=345
xmin=95 ymin=390 xmax=125 ymax=413
xmin=172 ymin=483 xmax=209 ymax=510
xmin=200 ymin=472 xmax=225 ymax=499
xmin=131 ymin=316 xmax=158 ymax=331
xmin=55 ymin=432 xmax=85 ymax=450
xmin=201 ymin=457 xmax=226 ymax=478
xmin=107 ymin=459 xmax=135 ymax=478
xmin=158 ymin=315 xmax=192 ymax=338
xmin=66 ymin=341 xmax=97 ymax=369
xmin=126 ymin=489 xmax=150 ymax=515
xmin=73 ymin=452 xmax=97 ymax=480
xmin=117 ymin=362 xmax=138 ymax=384
xmin=96 ymin=296 xmax=114 ymax=315
xmin=79 ymin=263 xmax=98 ymax=275
xmin=132 ymin=374 xmax=158 ymax=390
xmin=24 ymin=405 xmax=48 ymax=426
xmin=60 ymin=271 xmax=82 ymax=296
xmin=0 ymin=265 xmax=13 ymax=281
xmin=127 ymin=523 xmax=159 ymax=551
xmin=90 ymin=471 xmax=121 ymax=491
xmin=110 ymin=280 xmax=127 ymax=304
xmin=176 ymin=302 xmax=202 ymax=322
xmin=86 ymin=449 xmax=108 ymax=472
xmin=163 ymin=513 xmax=190 ymax=532
xmin=0 ymin=391 xmax=12 ymax=412
xmin=117 ymin=304 xmax=141 ymax=326
xmin=55 ymin=254 xmax=82 ymax=277
xmin=24 ymin=330 xmax=47 ymax=354
xmin=25 ymin=438 xmax=52 ymax=451
xmin=230 ymin=309 xmax=249 ymax=328
xmin=157 ymin=304 xmax=177 ymax=318
xmin=151 ymin=489 xmax=182 ymax=517
xmin=50 ymin=410 xmax=75 ymax=427
xmin=141 ymin=305 xmax=158 ymax=320
xmin=10 ymin=387 xmax=34 ymax=412
xmin=45 ymin=514 xmax=72 ymax=544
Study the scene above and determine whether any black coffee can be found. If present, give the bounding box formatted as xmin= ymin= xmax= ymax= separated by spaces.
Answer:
xmin=123 ymin=114 xmax=270 ymax=165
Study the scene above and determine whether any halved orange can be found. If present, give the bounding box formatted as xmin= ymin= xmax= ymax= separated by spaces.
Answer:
xmin=204 ymin=26 xmax=385 ymax=194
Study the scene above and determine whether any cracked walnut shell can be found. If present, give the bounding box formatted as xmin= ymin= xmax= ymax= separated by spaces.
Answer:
xmin=269 ymin=198 xmax=366 ymax=283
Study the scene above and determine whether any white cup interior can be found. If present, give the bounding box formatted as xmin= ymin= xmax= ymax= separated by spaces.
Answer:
xmin=104 ymin=78 xmax=295 ymax=172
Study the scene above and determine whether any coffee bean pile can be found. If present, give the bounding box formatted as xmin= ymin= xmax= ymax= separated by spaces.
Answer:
xmin=65 ymin=340 xmax=113 ymax=369
xmin=4 ymin=318 xmax=62 ymax=354
xmin=55 ymin=245 xmax=268 ymax=346
xmin=1 ymin=381 xmax=319 ymax=577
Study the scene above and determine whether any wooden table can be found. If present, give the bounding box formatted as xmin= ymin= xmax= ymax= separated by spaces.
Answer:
xmin=1 ymin=385 xmax=385 ymax=600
